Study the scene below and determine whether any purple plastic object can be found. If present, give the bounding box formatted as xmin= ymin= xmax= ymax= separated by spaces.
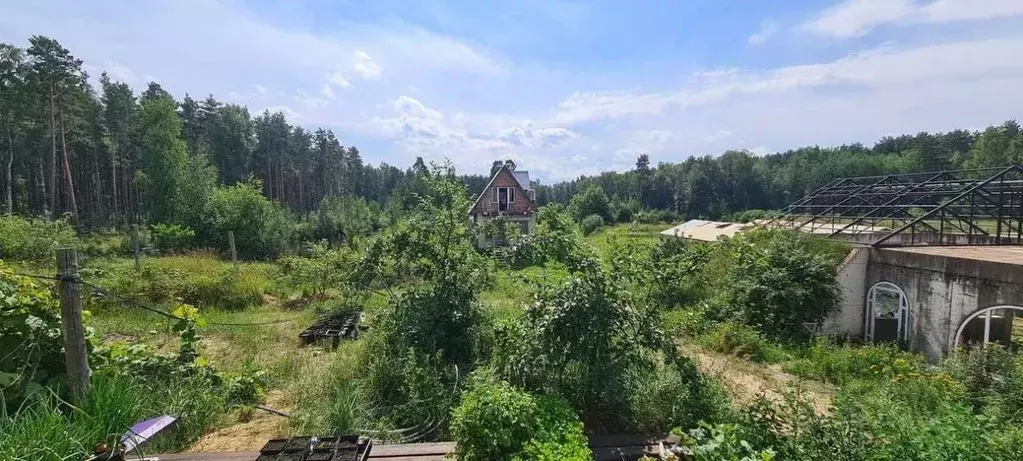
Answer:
xmin=121 ymin=415 xmax=178 ymax=453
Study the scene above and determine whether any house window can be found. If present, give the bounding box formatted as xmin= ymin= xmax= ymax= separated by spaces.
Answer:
xmin=493 ymin=187 xmax=515 ymax=212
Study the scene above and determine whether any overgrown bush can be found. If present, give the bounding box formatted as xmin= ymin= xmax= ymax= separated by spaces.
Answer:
xmin=720 ymin=230 xmax=841 ymax=340
xmin=494 ymin=260 xmax=723 ymax=431
xmin=303 ymin=196 xmax=377 ymax=245
xmin=0 ymin=216 xmax=77 ymax=261
xmin=356 ymin=165 xmax=491 ymax=432
xmin=681 ymin=422 xmax=776 ymax=461
xmin=0 ymin=263 xmax=71 ymax=407
xmin=610 ymin=199 xmax=640 ymax=223
xmin=649 ymin=237 xmax=711 ymax=308
xmin=151 ymin=223 xmax=197 ymax=253
xmin=783 ymin=339 xmax=924 ymax=385
xmin=513 ymin=205 xmax=592 ymax=269
xmin=200 ymin=178 xmax=295 ymax=259
xmin=945 ymin=346 xmax=1023 ymax=423
xmin=451 ymin=371 xmax=590 ymax=461
xmin=279 ymin=242 xmax=359 ymax=296
xmin=569 ymin=185 xmax=612 ymax=223
xmin=90 ymin=255 xmax=271 ymax=310
xmin=579 ymin=214 xmax=604 ymax=236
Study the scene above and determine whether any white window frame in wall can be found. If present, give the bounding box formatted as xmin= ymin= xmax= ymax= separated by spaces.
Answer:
xmin=865 ymin=281 xmax=911 ymax=344
xmin=954 ymin=305 xmax=1023 ymax=349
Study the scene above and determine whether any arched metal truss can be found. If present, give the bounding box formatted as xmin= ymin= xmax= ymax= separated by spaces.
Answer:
xmin=767 ymin=165 xmax=1023 ymax=247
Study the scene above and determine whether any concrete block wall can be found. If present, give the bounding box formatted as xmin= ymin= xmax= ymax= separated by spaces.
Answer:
xmin=864 ymin=248 xmax=1023 ymax=361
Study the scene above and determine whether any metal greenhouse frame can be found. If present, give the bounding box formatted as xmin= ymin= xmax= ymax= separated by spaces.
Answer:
xmin=767 ymin=165 xmax=1023 ymax=247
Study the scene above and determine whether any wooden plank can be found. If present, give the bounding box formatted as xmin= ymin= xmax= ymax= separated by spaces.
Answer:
xmin=371 ymin=442 xmax=454 ymax=457
xmin=156 ymin=453 xmax=255 ymax=461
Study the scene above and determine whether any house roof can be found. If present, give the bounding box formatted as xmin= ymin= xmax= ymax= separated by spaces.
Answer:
xmin=467 ymin=167 xmax=533 ymax=215
xmin=512 ymin=171 xmax=531 ymax=191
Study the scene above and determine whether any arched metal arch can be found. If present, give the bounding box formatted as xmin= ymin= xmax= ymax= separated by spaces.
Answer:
xmin=954 ymin=305 xmax=1023 ymax=346
xmin=865 ymin=281 xmax=911 ymax=343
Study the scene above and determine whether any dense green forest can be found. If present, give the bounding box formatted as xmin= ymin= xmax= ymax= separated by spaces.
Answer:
xmin=4 ymin=35 xmax=1023 ymax=234
xmin=537 ymin=121 xmax=1023 ymax=218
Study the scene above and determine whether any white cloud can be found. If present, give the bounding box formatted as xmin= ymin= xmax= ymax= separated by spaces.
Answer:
xmin=802 ymin=0 xmax=914 ymax=38
xmin=748 ymin=19 xmax=779 ymax=46
xmin=352 ymin=50 xmax=381 ymax=80
xmin=802 ymin=0 xmax=1023 ymax=38
xmin=252 ymin=84 xmax=267 ymax=95
xmin=327 ymin=72 xmax=351 ymax=88
xmin=918 ymin=0 xmax=1023 ymax=23
xmin=102 ymin=62 xmax=136 ymax=82
xmin=321 ymin=84 xmax=335 ymax=100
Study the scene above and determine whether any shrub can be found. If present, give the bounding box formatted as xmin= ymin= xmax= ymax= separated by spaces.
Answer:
xmin=279 ymin=242 xmax=359 ymax=296
xmin=722 ymin=230 xmax=841 ymax=340
xmin=783 ymin=339 xmax=924 ymax=385
xmin=569 ymin=185 xmax=611 ymax=222
xmin=513 ymin=205 xmax=592 ymax=269
xmin=451 ymin=371 xmax=590 ymax=461
xmin=682 ymin=422 xmax=776 ymax=461
xmin=610 ymin=199 xmax=640 ymax=223
xmin=90 ymin=256 xmax=270 ymax=310
xmin=579 ymin=214 xmax=604 ymax=236
xmin=0 ymin=263 xmax=69 ymax=407
xmin=493 ymin=263 xmax=718 ymax=432
xmin=151 ymin=223 xmax=197 ymax=253
xmin=649 ymin=237 xmax=711 ymax=308
xmin=304 ymin=196 xmax=377 ymax=245
xmin=944 ymin=346 xmax=1023 ymax=423
xmin=0 ymin=215 xmax=77 ymax=261
xmin=201 ymin=178 xmax=295 ymax=259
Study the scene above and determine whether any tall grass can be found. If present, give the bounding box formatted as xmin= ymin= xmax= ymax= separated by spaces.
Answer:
xmin=0 ymin=373 xmax=227 ymax=460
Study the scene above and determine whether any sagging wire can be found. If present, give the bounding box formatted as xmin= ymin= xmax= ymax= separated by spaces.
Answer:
xmin=10 ymin=271 xmax=297 ymax=327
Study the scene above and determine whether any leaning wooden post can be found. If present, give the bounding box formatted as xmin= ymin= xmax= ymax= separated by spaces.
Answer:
xmin=132 ymin=224 xmax=141 ymax=272
xmin=57 ymin=248 xmax=90 ymax=401
xmin=228 ymin=231 xmax=238 ymax=273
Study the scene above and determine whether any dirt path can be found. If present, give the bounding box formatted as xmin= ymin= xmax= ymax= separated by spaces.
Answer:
xmin=187 ymin=391 xmax=291 ymax=452
xmin=684 ymin=345 xmax=833 ymax=414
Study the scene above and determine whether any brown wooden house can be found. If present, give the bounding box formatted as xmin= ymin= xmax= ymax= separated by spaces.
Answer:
xmin=468 ymin=165 xmax=538 ymax=246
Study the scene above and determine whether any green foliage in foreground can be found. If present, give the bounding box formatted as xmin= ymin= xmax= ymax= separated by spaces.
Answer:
xmin=493 ymin=257 xmax=728 ymax=432
xmin=451 ymin=371 xmax=590 ymax=461
xmin=0 ymin=263 xmax=70 ymax=407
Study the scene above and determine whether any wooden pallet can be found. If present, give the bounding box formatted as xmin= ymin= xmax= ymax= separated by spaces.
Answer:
xmin=157 ymin=434 xmax=665 ymax=461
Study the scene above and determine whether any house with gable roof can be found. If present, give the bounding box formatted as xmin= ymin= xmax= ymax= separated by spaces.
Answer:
xmin=467 ymin=161 xmax=538 ymax=247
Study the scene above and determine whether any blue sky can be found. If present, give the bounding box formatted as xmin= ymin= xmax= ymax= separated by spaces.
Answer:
xmin=3 ymin=0 xmax=1023 ymax=182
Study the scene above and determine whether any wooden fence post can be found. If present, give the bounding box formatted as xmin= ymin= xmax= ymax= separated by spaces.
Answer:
xmin=132 ymin=224 xmax=141 ymax=271
xmin=228 ymin=231 xmax=238 ymax=273
xmin=57 ymin=248 xmax=90 ymax=401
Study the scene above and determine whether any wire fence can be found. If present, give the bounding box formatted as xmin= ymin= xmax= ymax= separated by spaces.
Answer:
xmin=10 ymin=271 xmax=297 ymax=327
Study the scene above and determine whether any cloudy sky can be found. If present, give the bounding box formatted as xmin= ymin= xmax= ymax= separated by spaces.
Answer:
xmin=2 ymin=0 xmax=1023 ymax=182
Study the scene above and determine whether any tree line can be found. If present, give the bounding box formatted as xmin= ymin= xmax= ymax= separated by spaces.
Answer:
xmin=536 ymin=121 xmax=1023 ymax=220
xmin=4 ymin=35 xmax=1023 ymax=231
xmin=0 ymin=35 xmax=428 ymax=231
